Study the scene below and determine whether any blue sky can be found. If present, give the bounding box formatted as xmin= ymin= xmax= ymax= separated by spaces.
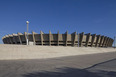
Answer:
xmin=0 ymin=0 xmax=116 ymax=44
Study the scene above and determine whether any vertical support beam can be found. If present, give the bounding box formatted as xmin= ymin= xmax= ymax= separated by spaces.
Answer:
xmin=99 ymin=36 xmax=104 ymax=47
xmin=8 ymin=34 xmax=13 ymax=44
xmin=4 ymin=37 xmax=7 ymax=44
xmin=57 ymin=31 xmax=59 ymax=46
xmin=78 ymin=33 xmax=80 ymax=47
xmin=91 ymin=34 xmax=96 ymax=47
xmin=72 ymin=32 xmax=77 ymax=46
xmin=5 ymin=35 xmax=9 ymax=44
xmin=49 ymin=30 xmax=51 ymax=46
xmin=105 ymin=37 xmax=109 ymax=47
xmin=104 ymin=37 xmax=108 ymax=47
xmin=95 ymin=35 xmax=100 ymax=47
xmin=12 ymin=34 xmax=17 ymax=44
xmin=109 ymin=39 xmax=112 ymax=47
xmin=85 ymin=33 xmax=91 ymax=47
xmin=65 ymin=31 xmax=68 ymax=46
xmin=4 ymin=38 xmax=7 ymax=44
xmin=2 ymin=37 xmax=4 ymax=44
xmin=40 ymin=31 xmax=44 ymax=45
xmin=18 ymin=32 xmax=22 ymax=44
xmin=79 ymin=32 xmax=84 ymax=47
xmin=32 ymin=31 xmax=36 ymax=45
xmin=111 ymin=39 xmax=114 ymax=47
xmin=108 ymin=38 xmax=111 ymax=47
xmin=102 ymin=36 xmax=107 ymax=47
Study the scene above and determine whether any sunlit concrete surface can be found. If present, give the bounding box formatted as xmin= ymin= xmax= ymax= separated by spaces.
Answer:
xmin=0 ymin=44 xmax=115 ymax=60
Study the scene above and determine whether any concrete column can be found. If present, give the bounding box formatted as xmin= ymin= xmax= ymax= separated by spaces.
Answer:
xmin=78 ymin=33 xmax=80 ymax=47
xmin=85 ymin=33 xmax=91 ymax=47
xmin=104 ymin=37 xmax=108 ymax=47
xmin=65 ymin=31 xmax=68 ymax=46
xmin=40 ymin=31 xmax=44 ymax=45
xmin=108 ymin=38 xmax=111 ymax=47
xmin=4 ymin=36 xmax=8 ymax=44
xmin=49 ymin=30 xmax=51 ymax=46
xmin=99 ymin=36 xmax=104 ymax=47
xmin=72 ymin=32 xmax=77 ymax=46
xmin=32 ymin=31 xmax=36 ymax=45
xmin=18 ymin=32 xmax=22 ymax=44
xmin=105 ymin=37 xmax=109 ymax=47
xmin=8 ymin=35 xmax=13 ymax=44
xmin=57 ymin=31 xmax=59 ymax=46
xmin=80 ymin=32 xmax=84 ymax=47
xmin=95 ymin=35 xmax=100 ymax=47
xmin=12 ymin=34 xmax=17 ymax=44
xmin=5 ymin=37 xmax=8 ymax=44
xmin=5 ymin=35 xmax=9 ymax=44
xmin=102 ymin=36 xmax=107 ymax=47
xmin=109 ymin=38 xmax=112 ymax=47
xmin=111 ymin=39 xmax=114 ymax=47
xmin=2 ymin=37 xmax=5 ymax=44
xmin=91 ymin=34 xmax=96 ymax=47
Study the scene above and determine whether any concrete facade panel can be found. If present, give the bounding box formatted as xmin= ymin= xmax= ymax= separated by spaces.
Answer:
xmin=2 ymin=31 xmax=114 ymax=47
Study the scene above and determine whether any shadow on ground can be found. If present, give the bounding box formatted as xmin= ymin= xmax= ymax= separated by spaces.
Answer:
xmin=22 ymin=58 xmax=116 ymax=77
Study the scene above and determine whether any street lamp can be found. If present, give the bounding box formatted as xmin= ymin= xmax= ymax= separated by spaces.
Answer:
xmin=26 ymin=21 xmax=29 ymax=45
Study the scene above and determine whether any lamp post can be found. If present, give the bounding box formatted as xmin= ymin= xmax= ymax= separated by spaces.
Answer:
xmin=26 ymin=21 xmax=29 ymax=45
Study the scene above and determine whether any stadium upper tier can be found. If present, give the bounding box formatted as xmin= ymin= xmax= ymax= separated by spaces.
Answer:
xmin=2 ymin=31 xmax=113 ymax=47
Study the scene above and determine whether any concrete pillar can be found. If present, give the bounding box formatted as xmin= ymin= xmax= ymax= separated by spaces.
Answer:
xmin=32 ymin=31 xmax=36 ymax=45
xmin=108 ymin=38 xmax=111 ymax=47
xmin=57 ymin=31 xmax=59 ymax=46
xmin=109 ymin=38 xmax=112 ymax=47
xmin=95 ymin=35 xmax=100 ymax=47
xmin=12 ymin=34 xmax=17 ymax=44
xmin=5 ymin=36 xmax=7 ymax=44
xmin=2 ymin=36 xmax=5 ymax=44
xmin=111 ymin=39 xmax=114 ymax=47
xmin=85 ymin=33 xmax=91 ymax=47
xmin=104 ymin=37 xmax=108 ymax=47
xmin=91 ymin=34 xmax=96 ymax=47
xmin=79 ymin=32 xmax=84 ymax=47
xmin=40 ymin=31 xmax=44 ymax=45
xmin=49 ymin=30 xmax=51 ymax=46
xmin=8 ymin=34 xmax=13 ymax=44
xmin=105 ymin=37 xmax=109 ymax=47
xmin=18 ymin=32 xmax=22 ymax=44
xmin=99 ymin=36 xmax=104 ymax=47
xmin=102 ymin=36 xmax=107 ymax=47
xmin=65 ymin=31 xmax=68 ymax=46
xmin=72 ymin=32 xmax=77 ymax=46
xmin=5 ymin=35 xmax=9 ymax=44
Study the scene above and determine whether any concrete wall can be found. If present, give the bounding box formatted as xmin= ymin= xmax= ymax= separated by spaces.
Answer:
xmin=2 ymin=31 xmax=114 ymax=47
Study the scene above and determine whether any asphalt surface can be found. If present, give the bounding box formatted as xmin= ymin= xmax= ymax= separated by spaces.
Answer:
xmin=0 ymin=52 xmax=116 ymax=77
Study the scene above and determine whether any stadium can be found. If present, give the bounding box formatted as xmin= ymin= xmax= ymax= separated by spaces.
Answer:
xmin=2 ymin=31 xmax=113 ymax=47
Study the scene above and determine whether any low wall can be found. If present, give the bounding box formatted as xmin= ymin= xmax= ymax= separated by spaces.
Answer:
xmin=0 ymin=44 xmax=115 ymax=60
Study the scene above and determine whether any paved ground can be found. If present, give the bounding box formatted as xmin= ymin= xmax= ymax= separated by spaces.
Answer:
xmin=0 ymin=52 xmax=116 ymax=77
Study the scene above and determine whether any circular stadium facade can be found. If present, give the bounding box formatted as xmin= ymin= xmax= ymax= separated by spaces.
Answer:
xmin=2 ymin=31 xmax=114 ymax=47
